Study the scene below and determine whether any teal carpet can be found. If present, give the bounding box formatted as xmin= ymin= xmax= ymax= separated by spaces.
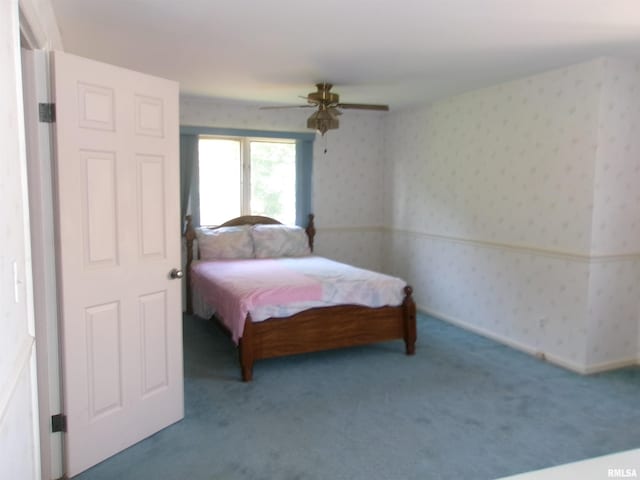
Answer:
xmin=75 ymin=314 xmax=640 ymax=479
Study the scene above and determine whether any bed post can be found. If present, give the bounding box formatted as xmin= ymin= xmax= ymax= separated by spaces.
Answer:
xmin=239 ymin=314 xmax=255 ymax=382
xmin=184 ymin=215 xmax=196 ymax=315
xmin=306 ymin=213 xmax=316 ymax=252
xmin=402 ymin=286 xmax=417 ymax=355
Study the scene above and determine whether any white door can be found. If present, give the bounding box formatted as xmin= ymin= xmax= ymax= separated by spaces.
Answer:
xmin=52 ymin=51 xmax=184 ymax=477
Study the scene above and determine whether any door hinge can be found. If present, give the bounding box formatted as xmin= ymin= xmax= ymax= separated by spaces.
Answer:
xmin=51 ymin=413 xmax=67 ymax=433
xmin=39 ymin=102 xmax=56 ymax=123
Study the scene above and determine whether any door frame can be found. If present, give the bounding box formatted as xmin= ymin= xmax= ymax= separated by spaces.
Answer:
xmin=21 ymin=46 xmax=64 ymax=480
xmin=18 ymin=1 xmax=64 ymax=478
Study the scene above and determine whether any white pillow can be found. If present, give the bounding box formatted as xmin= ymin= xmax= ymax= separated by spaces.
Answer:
xmin=195 ymin=225 xmax=254 ymax=260
xmin=251 ymin=224 xmax=311 ymax=258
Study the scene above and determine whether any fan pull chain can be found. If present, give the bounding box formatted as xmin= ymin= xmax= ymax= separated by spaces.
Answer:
xmin=323 ymin=134 xmax=328 ymax=155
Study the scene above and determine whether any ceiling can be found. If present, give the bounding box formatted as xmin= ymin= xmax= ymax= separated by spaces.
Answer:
xmin=51 ymin=0 xmax=640 ymax=110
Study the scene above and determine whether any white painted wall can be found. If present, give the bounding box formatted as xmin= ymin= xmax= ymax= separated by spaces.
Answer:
xmin=0 ymin=1 xmax=40 ymax=478
xmin=180 ymin=96 xmax=388 ymax=270
xmin=383 ymin=57 xmax=640 ymax=372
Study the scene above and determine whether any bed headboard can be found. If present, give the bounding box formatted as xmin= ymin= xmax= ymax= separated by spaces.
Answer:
xmin=217 ymin=215 xmax=281 ymax=228
xmin=183 ymin=214 xmax=316 ymax=314
xmin=185 ymin=214 xmax=316 ymax=256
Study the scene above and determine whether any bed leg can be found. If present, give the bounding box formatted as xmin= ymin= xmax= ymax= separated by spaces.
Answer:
xmin=239 ymin=340 xmax=254 ymax=382
xmin=402 ymin=286 xmax=417 ymax=355
xmin=240 ymin=354 xmax=254 ymax=382
xmin=239 ymin=315 xmax=255 ymax=382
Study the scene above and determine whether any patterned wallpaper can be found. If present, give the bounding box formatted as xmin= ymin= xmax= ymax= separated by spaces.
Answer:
xmin=180 ymin=57 xmax=640 ymax=372
xmin=383 ymin=57 xmax=640 ymax=372
xmin=586 ymin=259 xmax=640 ymax=367
xmin=591 ymin=58 xmax=640 ymax=254
xmin=383 ymin=231 xmax=592 ymax=367
xmin=587 ymin=58 xmax=640 ymax=367
xmin=384 ymin=60 xmax=602 ymax=254
xmin=179 ymin=96 xmax=387 ymax=270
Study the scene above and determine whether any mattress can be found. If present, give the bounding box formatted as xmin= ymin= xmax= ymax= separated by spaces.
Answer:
xmin=190 ymin=255 xmax=406 ymax=343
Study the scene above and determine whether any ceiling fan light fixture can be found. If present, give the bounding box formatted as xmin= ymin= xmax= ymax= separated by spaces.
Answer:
xmin=307 ymin=108 xmax=339 ymax=135
xmin=260 ymin=83 xmax=388 ymax=135
xmin=308 ymin=83 xmax=339 ymax=106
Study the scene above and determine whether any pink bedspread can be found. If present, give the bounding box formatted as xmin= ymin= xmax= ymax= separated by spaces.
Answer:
xmin=191 ymin=259 xmax=323 ymax=342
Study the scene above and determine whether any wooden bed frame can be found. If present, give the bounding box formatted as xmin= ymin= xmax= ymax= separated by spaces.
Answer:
xmin=185 ymin=214 xmax=416 ymax=381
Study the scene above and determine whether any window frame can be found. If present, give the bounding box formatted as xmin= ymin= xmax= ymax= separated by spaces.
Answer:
xmin=180 ymin=126 xmax=315 ymax=227
xmin=198 ymin=135 xmax=297 ymax=225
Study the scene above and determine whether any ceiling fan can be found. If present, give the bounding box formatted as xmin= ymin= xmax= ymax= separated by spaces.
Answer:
xmin=261 ymin=83 xmax=389 ymax=135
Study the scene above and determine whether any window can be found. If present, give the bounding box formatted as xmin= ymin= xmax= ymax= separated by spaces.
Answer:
xmin=198 ymin=136 xmax=297 ymax=226
xmin=180 ymin=127 xmax=314 ymax=228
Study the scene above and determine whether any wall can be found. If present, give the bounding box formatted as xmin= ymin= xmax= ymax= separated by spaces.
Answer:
xmin=586 ymin=58 xmax=640 ymax=368
xmin=180 ymin=96 xmax=387 ymax=270
xmin=383 ymin=58 xmax=640 ymax=372
xmin=0 ymin=1 xmax=40 ymax=478
xmin=181 ymin=62 xmax=639 ymax=373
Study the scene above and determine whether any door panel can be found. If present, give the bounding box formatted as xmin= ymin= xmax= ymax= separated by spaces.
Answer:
xmin=52 ymin=51 xmax=183 ymax=477
xmin=82 ymin=150 xmax=119 ymax=266
xmin=139 ymin=291 xmax=169 ymax=396
xmin=85 ymin=301 xmax=122 ymax=420
xmin=137 ymin=154 xmax=167 ymax=258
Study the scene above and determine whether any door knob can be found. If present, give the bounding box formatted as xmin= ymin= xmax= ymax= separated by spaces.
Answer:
xmin=169 ymin=268 xmax=184 ymax=279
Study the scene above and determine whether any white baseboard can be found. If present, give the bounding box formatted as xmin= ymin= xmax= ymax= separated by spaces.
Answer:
xmin=583 ymin=356 xmax=639 ymax=374
xmin=416 ymin=305 xmax=639 ymax=375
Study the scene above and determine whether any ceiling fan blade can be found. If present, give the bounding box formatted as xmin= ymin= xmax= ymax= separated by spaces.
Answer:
xmin=259 ymin=105 xmax=314 ymax=110
xmin=337 ymin=103 xmax=389 ymax=111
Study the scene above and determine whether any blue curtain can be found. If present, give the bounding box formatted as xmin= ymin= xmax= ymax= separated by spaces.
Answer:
xmin=180 ymin=126 xmax=314 ymax=227
xmin=179 ymin=134 xmax=199 ymax=229
xmin=295 ymin=138 xmax=313 ymax=226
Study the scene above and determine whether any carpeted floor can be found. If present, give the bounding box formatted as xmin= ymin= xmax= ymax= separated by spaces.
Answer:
xmin=74 ymin=314 xmax=640 ymax=479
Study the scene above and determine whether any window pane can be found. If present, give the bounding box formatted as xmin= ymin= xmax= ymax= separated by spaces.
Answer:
xmin=250 ymin=141 xmax=296 ymax=225
xmin=198 ymin=138 xmax=241 ymax=225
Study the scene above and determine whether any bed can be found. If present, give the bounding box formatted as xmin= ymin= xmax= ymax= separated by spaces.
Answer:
xmin=185 ymin=214 xmax=416 ymax=381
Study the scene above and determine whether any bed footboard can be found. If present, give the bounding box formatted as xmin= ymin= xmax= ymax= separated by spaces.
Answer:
xmin=238 ymin=286 xmax=416 ymax=382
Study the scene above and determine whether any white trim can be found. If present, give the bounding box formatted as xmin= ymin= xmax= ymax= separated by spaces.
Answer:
xmin=318 ymin=225 xmax=385 ymax=233
xmin=388 ymin=227 xmax=640 ymax=263
xmin=418 ymin=305 xmax=591 ymax=374
xmin=421 ymin=304 xmax=640 ymax=374
xmin=18 ymin=0 xmax=63 ymax=50
xmin=300 ymin=224 xmax=640 ymax=263
xmin=29 ymin=346 xmax=42 ymax=478
xmin=22 ymin=47 xmax=64 ymax=480
xmin=582 ymin=356 xmax=639 ymax=374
